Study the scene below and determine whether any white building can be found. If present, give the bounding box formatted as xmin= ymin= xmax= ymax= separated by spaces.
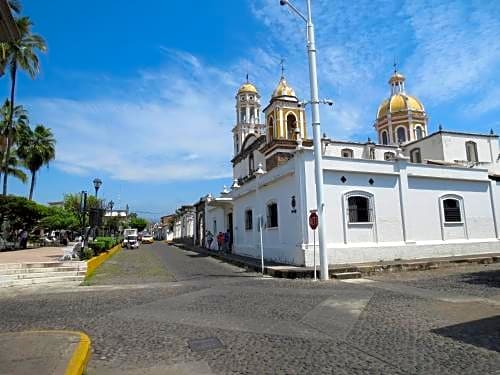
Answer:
xmin=203 ymin=70 xmax=500 ymax=266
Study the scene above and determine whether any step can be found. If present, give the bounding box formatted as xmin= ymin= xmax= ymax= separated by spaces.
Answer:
xmin=0 ymin=266 xmax=85 ymax=275
xmin=331 ymin=272 xmax=362 ymax=280
xmin=0 ymin=271 xmax=86 ymax=281
xmin=0 ymin=275 xmax=85 ymax=288
xmin=0 ymin=262 xmax=86 ymax=270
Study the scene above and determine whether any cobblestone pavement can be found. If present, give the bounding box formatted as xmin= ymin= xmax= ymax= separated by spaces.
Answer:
xmin=0 ymin=242 xmax=499 ymax=374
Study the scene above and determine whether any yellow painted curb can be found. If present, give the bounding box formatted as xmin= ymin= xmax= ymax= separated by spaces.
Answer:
xmin=86 ymin=243 xmax=123 ymax=276
xmin=0 ymin=330 xmax=91 ymax=375
xmin=65 ymin=331 xmax=91 ymax=375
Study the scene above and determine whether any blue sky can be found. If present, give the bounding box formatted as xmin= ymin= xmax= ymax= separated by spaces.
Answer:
xmin=8 ymin=0 xmax=500 ymax=219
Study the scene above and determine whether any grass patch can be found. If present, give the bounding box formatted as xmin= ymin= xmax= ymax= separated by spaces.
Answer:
xmin=83 ymin=246 xmax=174 ymax=285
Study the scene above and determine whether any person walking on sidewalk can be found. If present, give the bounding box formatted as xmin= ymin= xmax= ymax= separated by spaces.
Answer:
xmin=217 ymin=232 xmax=224 ymax=251
xmin=224 ymin=229 xmax=231 ymax=253
xmin=206 ymin=231 xmax=213 ymax=249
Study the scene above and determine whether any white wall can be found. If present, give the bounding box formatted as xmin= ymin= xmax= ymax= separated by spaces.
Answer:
xmin=231 ymin=159 xmax=305 ymax=265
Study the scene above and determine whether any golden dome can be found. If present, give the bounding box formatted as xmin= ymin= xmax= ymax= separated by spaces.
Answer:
xmin=377 ymin=94 xmax=424 ymax=118
xmin=272 ymin=77 xmax=297 ymax=100
xmin=238 ymin=82 xmax=258 ymax=94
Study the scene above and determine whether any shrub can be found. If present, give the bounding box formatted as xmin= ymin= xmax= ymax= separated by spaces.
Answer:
xmin=79 ymin=247 xmax=94 ymax=260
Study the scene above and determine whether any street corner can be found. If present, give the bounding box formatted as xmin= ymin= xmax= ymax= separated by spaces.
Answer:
xmin=0 ymin=330 xmax=91 ymax=375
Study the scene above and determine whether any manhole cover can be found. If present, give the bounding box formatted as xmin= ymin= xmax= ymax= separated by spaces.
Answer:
xmin=188 ymin=337 xmax=224 ymax=352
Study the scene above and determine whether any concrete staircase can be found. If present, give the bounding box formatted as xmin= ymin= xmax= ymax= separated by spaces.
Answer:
xmin=0 ymin=262 xmax=87 ymax=288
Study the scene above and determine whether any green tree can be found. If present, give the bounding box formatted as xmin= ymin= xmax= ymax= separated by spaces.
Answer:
xmin=0 ymin=195 xmax=44 ymax=233
xmin=7 ymin=0 xmax=22 ymax=14
xmin=0 ymin=100 xmax=29 ymax=193
xmin=0 ymin=16 xmax=46 ymax=195
xmin=63 ymin=193 xmax=101 ymax=227
xmin=39 ymin=206 xmax=79 ymax=231
xmin=17 ymin=124 xmax=55 ymax=200
xmin=2 ymin=150 xmax=27 ymax=184
xmin=129 ymin=217 xmax=148 ymax=232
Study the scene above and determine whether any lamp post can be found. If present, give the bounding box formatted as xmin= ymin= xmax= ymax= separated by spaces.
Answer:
xmin=254 ymin=163 xmax=266 ymax=275
xmin=279 ymin=0 xmax=329 ymax=280
xmin=93 ymin=178 xmax=102 ymax=198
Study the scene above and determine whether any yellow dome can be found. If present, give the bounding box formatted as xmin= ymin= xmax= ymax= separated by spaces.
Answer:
xmin=272 ymin=77 xmax=297 ymax=100
xmin=238 ymin=83 xmax=258 ymax=94
xmin=377 ymin=94 xmax=424 ymax=118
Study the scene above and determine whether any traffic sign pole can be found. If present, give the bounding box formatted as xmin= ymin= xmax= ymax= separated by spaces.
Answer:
xmin=309 ymin=210 xmax=319 ymax=281
xmin=313 ymin=228 xmax=317 ymax=281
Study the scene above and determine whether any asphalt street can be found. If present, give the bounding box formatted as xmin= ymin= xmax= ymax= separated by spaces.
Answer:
xmin=0 ymin=242 xmax=499 ymax=374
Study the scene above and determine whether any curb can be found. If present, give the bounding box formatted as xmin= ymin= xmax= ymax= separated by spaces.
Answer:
xmin=173 ymin=243 xmax=500 ymax=279
xmin=86 ymin=243 xmax=123 ymax=277
xmin=65 ymin=331 xmax=91 ymax=375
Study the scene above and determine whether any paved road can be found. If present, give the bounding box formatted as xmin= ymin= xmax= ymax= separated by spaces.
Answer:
xmin=0 ymin=242 xmax=499 ymax=374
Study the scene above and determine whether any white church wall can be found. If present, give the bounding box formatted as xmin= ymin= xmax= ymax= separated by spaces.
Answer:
xmin=231 ymin=160 xmax=305 ymax=265
xmin=404 ymin=133 xmax=444 ymax=161
xmin=441 ymin=133 xmax=497 ymax=164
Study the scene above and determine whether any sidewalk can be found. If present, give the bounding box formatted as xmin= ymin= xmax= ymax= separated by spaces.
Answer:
xmin=0 ymin=330 xmax=91 ymax=375
xmin=0 ymin=246 xmax=63 ymax=264
xmin=173 ymin=242 xmax=500 ymax=279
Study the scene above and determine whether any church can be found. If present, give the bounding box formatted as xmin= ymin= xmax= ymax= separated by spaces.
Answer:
xmin=191 ymin=68 xmax=500 ymax=266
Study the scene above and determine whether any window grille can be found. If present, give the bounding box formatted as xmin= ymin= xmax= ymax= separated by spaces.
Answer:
xmin=465 ymin=141 xmax=478 ymax=163
xmin=347 ymin=196 xmax=372 ymax=223
xmin=266 ymin=203 xmax=278 ymax=228
xmin=410 ymin=148 xmax=422 ymax=163
xmin=245 ymin=210 xmax=253 ymax=230
xmin=443 ymin=199 xmax=462 ymax=222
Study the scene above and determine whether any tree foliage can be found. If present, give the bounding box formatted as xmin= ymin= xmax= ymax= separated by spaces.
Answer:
xmin=38 ymin=206 xmax=79 ymax=231
xmin=63 ymin=193 xmax=102 ymax=227
xmin=129 ymin=216 xmax=148 ymax=231
xmin=0 ymin=195 xmax=44 ymax=231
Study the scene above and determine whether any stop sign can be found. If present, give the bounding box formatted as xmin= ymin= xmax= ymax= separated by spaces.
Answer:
xmin=309 ymin=212 xmax=318 ymax=230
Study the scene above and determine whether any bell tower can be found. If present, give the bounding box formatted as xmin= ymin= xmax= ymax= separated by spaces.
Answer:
xmin=232 ymin=76 xmax=264 ymax=156
xmin=261 ymin=71 xmax=308 ymax=171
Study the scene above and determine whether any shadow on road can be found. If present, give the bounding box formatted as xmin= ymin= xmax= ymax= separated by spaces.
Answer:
xmin=461 ymin=269 xmax=500 ymax=289
xmin=431 ymin=315 xmax=500 ymax=352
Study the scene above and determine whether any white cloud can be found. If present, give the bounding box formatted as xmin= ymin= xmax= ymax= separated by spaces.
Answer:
xmin=26 ymin=51 xmax=238 ymax=183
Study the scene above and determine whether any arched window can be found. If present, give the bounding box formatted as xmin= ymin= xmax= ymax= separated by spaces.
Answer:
xmin=384 ymin=152 xmax=395 ymax=160
xmin=347 ymin=195 xmax=373 ymax=223
xmin=245 ymin=209 xmax=253 ymax=230
xmin=286 ymin=113 xmax=297 ymax=140
xmin=410 ymin=148 xmax=422 ymax=163
xmin=266 ymin=202 xmax=278 ymax=228
xmin=415 ymin=126 xmax=424 ymax=140
xmin=396 ymin=127 xmax=407 ymax=143
xmin=267 ymin=117 xmax=274 ymax=141
xmin=381 ymin=130 xmax=388 ymax=145
xmin=442 ymin=198 xmax=462 ymax=223
xmin=466 ymin=141 xmax=478 ymax=163
xmin=240 ymin=109 xmax=246 ymax=123
xmin=341 ymin=148 xmax=354 ymax=158
xmin=248 ymin=153 xmax=255 ymax=174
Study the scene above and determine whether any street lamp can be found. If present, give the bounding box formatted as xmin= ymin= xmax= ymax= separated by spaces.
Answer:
xmin=254 ymin=163 xmax=266 ymax=275
xmin=93 ymin=178 xmax=102 ymax=198
xmin=279 ymin=0 xmax=329 ymax=280
xmin=108 ymin=200 xmax=114 ymax=211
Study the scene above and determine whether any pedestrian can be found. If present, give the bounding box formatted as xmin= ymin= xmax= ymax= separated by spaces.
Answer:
xmin=217 ymin=231 xmax=224 ymax=251
xmin=206 ymin=231 xmax=213 ymax=249
xmin=20 ymin=229 xmax=28 ymax=249
xmin=224 ymin=229 xmax=231 ymax=252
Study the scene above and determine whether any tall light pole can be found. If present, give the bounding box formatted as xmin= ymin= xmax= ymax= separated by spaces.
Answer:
xmin=93 ymin=178 xmax=102 ymax=198
xmin=254 ymin=163 xmax=267 ymax=275
xmin=279 ymin=0 xmax=329 ymax=280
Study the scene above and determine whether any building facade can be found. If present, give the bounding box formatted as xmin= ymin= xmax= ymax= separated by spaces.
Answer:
xmin=201 ymin=70 xmax=500 ymax=266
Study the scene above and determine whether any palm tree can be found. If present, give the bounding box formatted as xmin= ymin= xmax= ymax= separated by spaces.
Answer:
xmin=0 ymin=150 xmax=27 ymax=184
xmin=7 ymin=0 xmax=22 ymax=14
xmin=0 ymin=99 xmax=28 ymax=178
xmin=0 ymin=16 xmax=46 ymax=195
xmin=17 ymin=124 xmax=55 ymax=200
